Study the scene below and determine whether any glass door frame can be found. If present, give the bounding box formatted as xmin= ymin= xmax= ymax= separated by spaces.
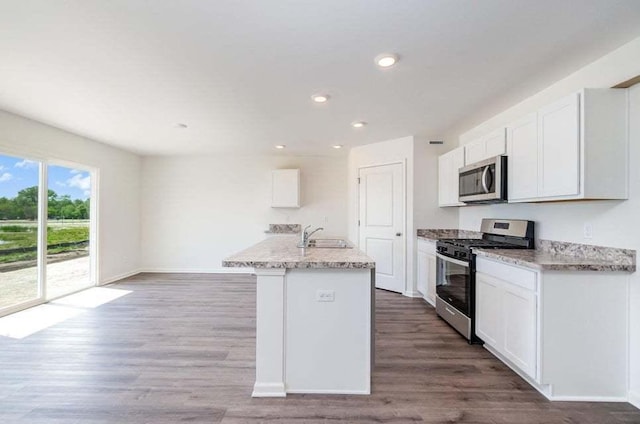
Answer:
xmin=43 ymin=158 xmax=99 ymax=302
xmin=0 ymin=151 xmax=99 ymax=317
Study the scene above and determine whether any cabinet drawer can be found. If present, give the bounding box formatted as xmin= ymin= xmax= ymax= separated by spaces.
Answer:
xmin=476 ymin=257 xmax=537 ymax=292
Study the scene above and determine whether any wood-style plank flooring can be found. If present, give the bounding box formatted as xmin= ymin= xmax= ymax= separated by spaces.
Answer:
xmin=1 ymin=273 xmax=638 ymax=423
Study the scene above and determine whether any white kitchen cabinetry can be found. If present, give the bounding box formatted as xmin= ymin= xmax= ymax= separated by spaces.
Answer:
xmin=475 ymin=256 xmax=629 ymax=400
xmin=475 ymin=273 xmax=502 ymax=348
xmin=506 ymin=113 xmax=538 ymax=201
xmin=507 ymin=89 xmax=628 ymax=203
xmin=416 ymin=239 xmax=437 ymax=305
xmin=271 ymin=169 xmax=300 ymax=208
xmin=502 ymin=280 xmax=537 ymax=377
xmin=476 ymin=269 xmax=537 ymax=379
xmin=538 ymin=93 xmax=580 ymax=197
xmin=464 ymin=128 xmax=506 ymax=165
xmin=438 ymin=147 xmax=465 ymax=207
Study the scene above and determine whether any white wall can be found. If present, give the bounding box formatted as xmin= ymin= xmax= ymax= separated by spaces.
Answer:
xmin=0 ymin=110 xmax=141 ymax=284
xmin=414 ymin=139 xmax=459 ymax=231
xmin=348 ymin=136 xmax=457 ymax=296
xmin=450 ymin=36 xmax=640 ymax=406
xmin=140 ymin=154 xmax=348 ymax=272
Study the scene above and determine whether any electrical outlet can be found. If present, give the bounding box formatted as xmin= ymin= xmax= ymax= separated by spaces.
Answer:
xmin=584 ymin=224 xmax=593 ymax=239
xmin=316 ymin=290 xmax=335 ymax=302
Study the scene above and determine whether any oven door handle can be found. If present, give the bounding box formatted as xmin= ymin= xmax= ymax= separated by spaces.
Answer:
xmin=436 ymin=253 xmax=470 ymax=268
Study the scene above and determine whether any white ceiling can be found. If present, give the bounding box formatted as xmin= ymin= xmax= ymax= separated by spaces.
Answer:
xmin=1 ymin=1 xmax=640 ymax=156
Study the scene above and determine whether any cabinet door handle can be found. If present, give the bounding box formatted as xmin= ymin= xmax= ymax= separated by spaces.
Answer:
xmin=396 ymin=233 xmax=402 ymax=236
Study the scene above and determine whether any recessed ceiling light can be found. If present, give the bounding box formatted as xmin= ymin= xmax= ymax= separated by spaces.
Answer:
xmin=175 ymin=123 xmax=188 ymax=129
xmin=375 ymin=53 xmax=399 ymax=68
xmin=311 ymin=94 xmax=330 ymax=103
xmin=275 ymin=144 xmax=286 ymax=149
xmin=332 ymin=145 xmax=343 ymax=149
xmin=351 ymin=121 xmax=367 ymax=128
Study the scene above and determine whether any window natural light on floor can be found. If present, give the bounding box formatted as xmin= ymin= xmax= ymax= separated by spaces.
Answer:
xmin=0 ymin=287 xmax=131 ymax=339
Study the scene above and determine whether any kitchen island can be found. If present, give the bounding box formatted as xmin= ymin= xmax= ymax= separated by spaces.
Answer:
xmin=223 ymin=236 xmax=375 ymax=397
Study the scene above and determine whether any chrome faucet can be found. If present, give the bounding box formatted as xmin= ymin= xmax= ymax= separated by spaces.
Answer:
xmin=301 ymin=225 xmax=324 ymax=247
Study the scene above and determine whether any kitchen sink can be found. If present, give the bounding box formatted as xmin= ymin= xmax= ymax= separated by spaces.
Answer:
xmin=299 ymin=238 xmax=352 ymax=249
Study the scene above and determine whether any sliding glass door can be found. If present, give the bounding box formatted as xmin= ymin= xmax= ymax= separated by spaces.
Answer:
xmin=0 ymin=154 xmax=43 ymax=313
xmin=46 ymin=164 xmax=93 ymax=299
xmin=0 ymin=154 xmax=96 ymax=316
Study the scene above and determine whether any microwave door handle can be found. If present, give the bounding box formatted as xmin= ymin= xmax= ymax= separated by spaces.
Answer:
xmin=481 ymin=166 xmax=490 ymax=193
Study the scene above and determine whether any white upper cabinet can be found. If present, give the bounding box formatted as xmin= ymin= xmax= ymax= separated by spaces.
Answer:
xmin=507 ymin=113 xmax=539 ymax=201
xmin=271 ymin=169 xmax=300 ymax=208
xmin=537 ymin=92 xmax=580 ymax=198
xmin=441 ymin=88 xmax=628 ymax=207
xmin=464 ymin=127 xmax=506 ymax=165
xmin=507 ymin=88 xmax=628 ymax=202
xmin=438 ymin=146 xmax=465 ymax=207
xmin=464 ymin=139 xmax=485 ymax=165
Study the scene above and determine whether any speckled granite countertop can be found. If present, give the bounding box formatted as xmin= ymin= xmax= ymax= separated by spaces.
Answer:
xmin=475 ymin=248 xmax=635 ymax=272
xmin=416 ymin=229 xmax=635 ymax=272
xmin=416 ymin=228 xmax=482 ymax=242
xmin=223 ymin=235 xmax=375 ymax=269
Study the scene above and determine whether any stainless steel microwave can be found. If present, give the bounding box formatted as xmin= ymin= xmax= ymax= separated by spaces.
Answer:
xmin=458 ymin=155 xmax=507 ymax=204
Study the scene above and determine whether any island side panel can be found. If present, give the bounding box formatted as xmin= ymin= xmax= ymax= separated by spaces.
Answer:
xmin=285 ymin=268 xmax=372 ymax=394
xmin=371 ymin=267 xmax=376 ymax=372
xmin=252 ymin=268 xmax=287 ymax=397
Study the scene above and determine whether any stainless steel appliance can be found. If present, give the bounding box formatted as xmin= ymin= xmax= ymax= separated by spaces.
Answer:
xmin=458 ymin=155 xmax=507 ymax=204
xmin=435 ymin=218 xmax=535 ymax=344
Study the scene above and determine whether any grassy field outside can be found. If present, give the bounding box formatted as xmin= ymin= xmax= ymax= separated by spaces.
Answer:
xmin=0 ymin=220 xmax=89 ymax=264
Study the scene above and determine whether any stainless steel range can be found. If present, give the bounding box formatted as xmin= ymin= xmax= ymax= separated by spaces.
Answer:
xmin=435 ymin=218 xmax=535 ymax=344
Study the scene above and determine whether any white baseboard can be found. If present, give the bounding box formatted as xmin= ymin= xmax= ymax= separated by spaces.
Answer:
xmin=287 ymin=388 xmax=370 ymax=395
xmin=403 ymin=290 xmax=422 ymax=298
xmin=629 ymin=391 xmax=640 ymax=409
xmin=99 ymin=269 xmax=142 ymax=285
xmin=138 ymin=267 xmax=254 ymax=274
xmin=252 ymin=382 xmax=286 ymax=398
xmin=549 ymin=395 xmax=629 ymax=402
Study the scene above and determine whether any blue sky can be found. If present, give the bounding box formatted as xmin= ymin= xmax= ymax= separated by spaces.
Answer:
xmin=0 ymin=154 xmax=91 ymax=200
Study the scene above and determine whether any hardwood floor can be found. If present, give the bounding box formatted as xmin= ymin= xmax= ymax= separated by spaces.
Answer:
xmin=0 ymin=273 xmax=638 ymax=423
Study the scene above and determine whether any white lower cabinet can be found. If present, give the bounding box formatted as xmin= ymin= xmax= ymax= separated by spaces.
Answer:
xmin=475 ymin=273 xmax=502 ymax=348
xmin=475 ymin=271 xmax=537 ymax=380
xmin=475 ymin=256 xmax=630 ymax=401
xmin=416 ymin=240 xmax=437 ymax=305
xmin=502 ymin=282 xmax=537 ymax=378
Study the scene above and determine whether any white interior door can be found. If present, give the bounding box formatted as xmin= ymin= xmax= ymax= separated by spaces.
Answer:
xmin=358 ymin=163 xmax=405 ymax=293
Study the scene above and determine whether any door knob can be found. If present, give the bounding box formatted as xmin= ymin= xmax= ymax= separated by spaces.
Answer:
xmin=396 ymin=232 xmax=402 ymax=236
